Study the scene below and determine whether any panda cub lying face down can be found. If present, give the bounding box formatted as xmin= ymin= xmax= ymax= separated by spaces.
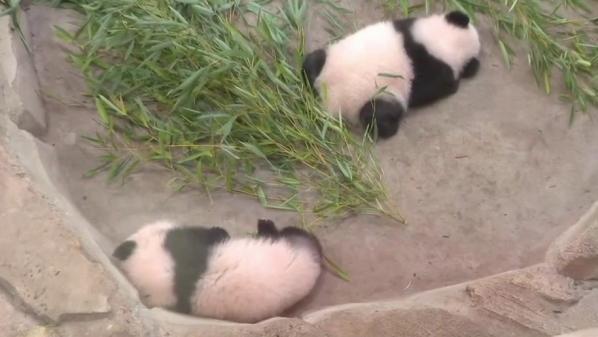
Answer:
xmin=112 ymin=219 xmax=322 ymax=323
xmin=303 ymin=11 xmax=482 ymax=139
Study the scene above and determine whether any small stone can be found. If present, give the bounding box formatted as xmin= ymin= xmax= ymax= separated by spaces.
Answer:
xmin=553 ymin=329 xmax=598 ymax=337
xmin=25 ymin=326 xmax=52 ymax=337
xmin=0 ymin=147 xmax=115 ymax=322
xmin=466 ymin=264 xmax=583 ymax=335
xmin=0 ymin=291 xmax=36 ymax=337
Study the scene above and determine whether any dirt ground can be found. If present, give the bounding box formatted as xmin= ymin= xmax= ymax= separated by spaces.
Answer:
xmin=19 ymin=2 xmax=598 ymax=317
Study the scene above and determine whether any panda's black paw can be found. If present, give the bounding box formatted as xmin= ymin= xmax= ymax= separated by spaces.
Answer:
xmin=461 ymin=57 xmax=480 ymax=79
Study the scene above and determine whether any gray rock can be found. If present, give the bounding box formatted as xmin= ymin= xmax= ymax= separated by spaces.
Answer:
xmin=547 ymin=201 xmax=598 ymax=280
xmin=0 ymin=146 xmax=113 ymax=323
xmin=0 ymin=291 xmax=37 ymax=337
xmin=466 ymin=264 xmax=586 ymax=335
xmin=311 ymin=307 xmax=498 ymax=337
xmin=554 ymin=329 xmax=598 ymax=337
xmin=0 ymin=14 xmax=46 ymax=135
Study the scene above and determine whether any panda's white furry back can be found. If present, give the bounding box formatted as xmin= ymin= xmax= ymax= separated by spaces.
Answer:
xmin=112 ymin=219 xmax=322 ymax=323
xmin=303 ymin=11 xmax=481 ymax=139
xmin=192 ymin=233 xmax=321 ymax=322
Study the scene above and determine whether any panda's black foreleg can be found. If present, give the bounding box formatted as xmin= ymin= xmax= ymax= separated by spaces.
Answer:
xmin=358 ymin=97 xmax=404 ymax=139
xmin=460 ymin=57 xmax=480 ymax=79
xmin=409 ymin=62 xmax=459 ymax=108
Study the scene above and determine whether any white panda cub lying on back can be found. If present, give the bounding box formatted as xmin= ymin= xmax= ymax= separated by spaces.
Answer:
xmin=112 ymin=219 xmax=322 ymax=323
xmin=303 ymin=11 xmax=481 ymax=139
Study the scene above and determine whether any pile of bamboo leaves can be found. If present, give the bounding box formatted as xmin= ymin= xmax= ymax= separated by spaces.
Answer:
xmin=53 ymin=0 xmax=397 ymax=221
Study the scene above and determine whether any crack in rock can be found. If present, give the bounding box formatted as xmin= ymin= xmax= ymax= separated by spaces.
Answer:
xmin=0 ymin=275 xmax=54 ymax=325
xmin=0 ymin=274 xmax=114 ymax=325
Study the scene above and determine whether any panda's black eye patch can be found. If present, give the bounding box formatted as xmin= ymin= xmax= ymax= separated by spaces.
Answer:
xmin=446 ymin=11 xmax=470 ymax=28
xmin=113 ymin=240 xmax=136 ymax=261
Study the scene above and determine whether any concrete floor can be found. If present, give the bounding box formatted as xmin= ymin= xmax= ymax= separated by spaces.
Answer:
xmin=16 ymin=2 xmax=598 ymax=317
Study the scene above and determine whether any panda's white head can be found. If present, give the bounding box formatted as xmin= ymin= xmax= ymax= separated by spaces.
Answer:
xmin=412 ymin=11 xmax=481 ymax=79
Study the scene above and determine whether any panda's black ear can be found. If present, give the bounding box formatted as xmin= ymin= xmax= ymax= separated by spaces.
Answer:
xmin=113 ymin=240 xmax=136 ymax=261
xmin=446 ymin=11 xmax=470 ymax=28
xmin=302 ymin=49 xmax=326 ymax=90
xmin=280 ymin=226 xmax=323 ymax=259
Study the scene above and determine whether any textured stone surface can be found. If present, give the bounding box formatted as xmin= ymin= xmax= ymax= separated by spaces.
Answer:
xmin=155 ymin=317 xmax=331 ymax=337
xmin=311 ymin=307 xmax=498 ymax=337
xmin=466 ymin=264 xmax=591 ymax=335
xmin=0 ymin=291 xmax=37 ymax=337
xmin=547 ymin=201 xmax=598 ymax=280
xmin=21 ymin=326 xmax=60 ymax=337
xmin=554 ymin=329 xmax=598 ymax=337
xmin=0 ymin=146 xmax=114 ymax=323
xmin=53 ymin=314 xmax=143 ymax=337
xmin=554 ymin=286 xmax=598 ymax=334
xmin=0 ymin=14 xmax=46 ymax=135
xmin=0 ymin=136 xmax=146 ymax=335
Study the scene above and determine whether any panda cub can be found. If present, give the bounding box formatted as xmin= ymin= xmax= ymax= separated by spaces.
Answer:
xmin=303 ymin=11 xmax=481 ymax=139
xmin=112 ymin=219 xmax=322 ymax=323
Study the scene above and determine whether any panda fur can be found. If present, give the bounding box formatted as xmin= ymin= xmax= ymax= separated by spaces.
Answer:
xmin=112 ymin=219 xmax=322 ymax=323
xmin=303 ymin=11 xmax=481 ymax=139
